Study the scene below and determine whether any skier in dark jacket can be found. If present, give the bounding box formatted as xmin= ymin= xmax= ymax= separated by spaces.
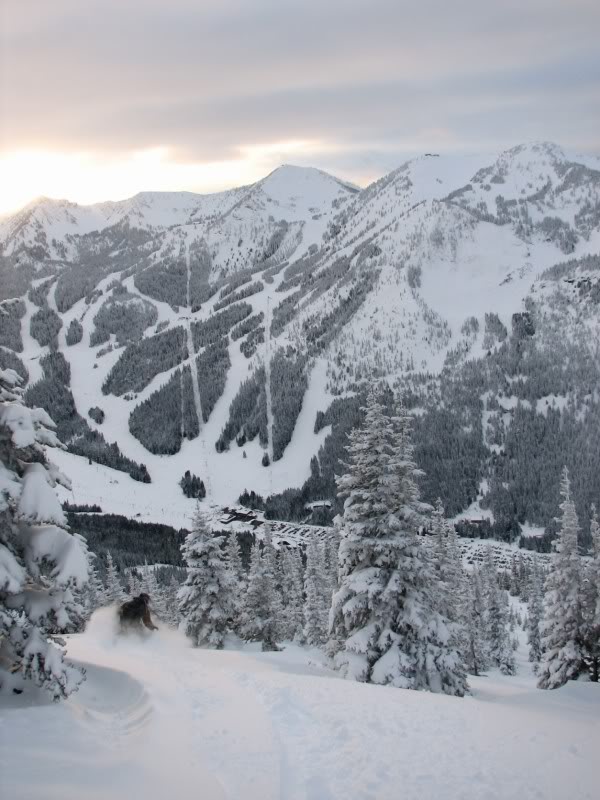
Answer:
xmin=118 ymin=592 xmax=158 ymax=633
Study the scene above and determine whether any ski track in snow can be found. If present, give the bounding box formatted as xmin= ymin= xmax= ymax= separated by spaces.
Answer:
xmin=2 ymin=609 xmax=598 ymax=800
xmin=184 ymin=242 xmax=204 ymax=431
xmin=264 ymin=293 xmax=274 ymax=464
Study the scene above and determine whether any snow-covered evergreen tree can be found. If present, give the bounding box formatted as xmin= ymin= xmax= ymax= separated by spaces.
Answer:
xmin=163 ymin=574 xmax=182 ymax=628
xmin=81 ymin=562 xmax=104 ymax=619
xmin=482 ymin=550 xmax=516 ymax=675
xmin=240 ymin=526 xmax=280 ymax=650
xmin=225 ymin=532 xmax=245 ymax=631
xmin=178 ymin=507 xmax=234 ymax=648
xmin=104 ymin=552 xmax=126 ymax=604
xmin=141 ymin=565 xmax=167 ymax=621
xmin=303 ymin=538 xmax=329 ymax=646
xmin=430 ymin=500 xmax=469 ymax=664
xmin=1 ymin=367 xmax=90 ymax=699
xmin=464 ymin=569 xmax=489 ymax=676
xmin=325 ymin=528 xmax=341 ymax=596
xmin=538 ymin=468 xmax=584 ymax=689
xmin=279 ymin=547 xmax=304 ymax=641
xmin=582 ymin=506 xmax=600 ymax=681
xmin=527 ymin=556 xmax=544 ymax=671
xmin=329 ymin=388 xmax=468 ymax=695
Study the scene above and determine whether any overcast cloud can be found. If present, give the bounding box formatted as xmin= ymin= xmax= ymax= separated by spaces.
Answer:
xmin=1 ymin=0 xmax=599 ymax=205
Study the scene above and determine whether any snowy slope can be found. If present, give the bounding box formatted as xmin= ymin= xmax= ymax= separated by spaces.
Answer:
xmin=1 ymin=610 xmax=598 ymax=800
xmin=1 ymin=142 xmax=599 ymax=524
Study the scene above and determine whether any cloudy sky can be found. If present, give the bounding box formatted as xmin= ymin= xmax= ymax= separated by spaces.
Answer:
xmin=1 ymin=0 xmax=599 ymax=213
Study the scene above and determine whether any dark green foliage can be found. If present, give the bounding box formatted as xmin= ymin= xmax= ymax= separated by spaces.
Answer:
xmin=89 ymin=292 xmax=157 ymax=346
xmin=271 ymin=349 xmax=308 ymax=461
xmin=271 ymin=291 xmax=302 ymax=338
xmin=25 ymin=351 xmax=150 ymax=482
xmin=102 ymin=326 xmax=187 ymax=396
xmin=537 ymin=216 xmax=578 ymax=254
xmin=191 ymin=303 xmax=252 ymax=350
xmin=213 ymin=281 xmax=263 ymax=312
xmin=188 ymin=239 xmax=213 ymax=309
xmin=88 ymin=406 xmax=105 ymax=424
xmin=262 ymin=452 xmax=270 ymax=467
xmin=240 ymin=326 xmax=265 ymax=358
xmin=129 ymin=365 xmax=199 ymax=454
xmin=69 ymin=513 xmax=187 ymax=569
xmin=62 ymin=501 xmax=102 ymax=513
xmin=30 ymin=305 xmax=62 ymax=348
xmin=28 ymin=279 xmax=54 ymax=307
xmin=238 ymin=489 xmax=265 ymax=510
xmin=0 ymin=348 xmax=28 ymax=382
xmin=196 ymin=339 xmax=230 ymax=421
xmin=0 ymin=299 xmax=26 ymax=352
xmin=129 ymin=371 xmax=185 ymax=455
xmin=66 ymin=318 xmax=84 ymax=345
xmin=216 ymin=367 xmax=267 ymax=452
xmin=182 ymin=366 xmax=200 ymax=439
xmin=134 ymin=257 xmax=187 ymax=307
xmin=180 ymin=471 xmax=206 ymax=499
xmin=231 ymin=312 xmax=264 ymax=341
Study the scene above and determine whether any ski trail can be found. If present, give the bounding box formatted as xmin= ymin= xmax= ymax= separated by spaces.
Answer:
xmin=185 ymin=243 xmax=204 ymax=430
xmin=185 ymin=239 xmax=212 ymax=496
xmin=265 ymin=293 xmax=274 ymax=462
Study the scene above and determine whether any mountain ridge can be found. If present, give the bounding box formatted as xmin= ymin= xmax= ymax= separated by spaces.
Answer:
xmin=1 ymin=141 xmax=599 ymax=545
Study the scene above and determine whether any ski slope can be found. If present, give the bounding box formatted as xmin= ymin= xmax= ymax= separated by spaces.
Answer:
xmin=1 ymin=609 xmax=598 ymax=800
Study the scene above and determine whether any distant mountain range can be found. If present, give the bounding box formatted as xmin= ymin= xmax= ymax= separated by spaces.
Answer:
xmin=2 ymin=142 xmax=599 ymax=546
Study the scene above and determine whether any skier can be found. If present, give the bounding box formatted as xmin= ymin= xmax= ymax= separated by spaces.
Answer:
xmin=118 ymin=592 xmax=159 ymax=633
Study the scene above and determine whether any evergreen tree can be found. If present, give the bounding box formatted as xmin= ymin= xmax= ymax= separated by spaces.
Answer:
xmin=104 ymin=552 xmax=126 ymax=603
xmin=582 ymin=506 xmax=600 ymax=681
xmin=303 ymin=538 xmax=329 ymax=646
xmin=430 ymin=500 xmax=468 ymax=663
xmin=240 ymin=526 xmax=280 ymax=650
xmin=329 ymin=388 xmax=467 ymax=695
xmin=527 ymin=556 xmax=544 ymax=671
xmin=0 ymin=366 xmax=90 ymax=699
xmin=326 ymin=528 xmax=341 ymax=596
xmin=178 ymin=507 xmax=234 ymax=648
xmin=81 ymin=562 xmax=104 ymax=619
xmin=225 ymin=533 xmax=245 ymax=632
xmin=141 ymin=566 xmax=167 ymax=621
xmin=482 ymin=550 xmax=516 ymax=675
xmin=464 ymin=569 xmax=489 ymax=676
xmin=280 ymin=547 xmax=304 ymax=641
xmin=538 ymin=468 xmax=584 ymax=689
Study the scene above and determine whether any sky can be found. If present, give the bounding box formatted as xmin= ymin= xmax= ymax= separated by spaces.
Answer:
xmin=1 ymin=0 xmax=599 ymax=214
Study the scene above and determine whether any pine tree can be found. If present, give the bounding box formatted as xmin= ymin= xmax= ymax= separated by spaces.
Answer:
xmin=81 ymin=562 xmax=104 ymax=619
xmin=430 ymin=500 xmax=468 ymax=664
xmin=1 ymin=366 xmax=90 ymax=699
xmin=538 ymin=468 xmax=584 ymax=689
xmin=240 ymin=527 xmax=280 ymax=650
xmin=280 ymin=547 xmax=304 ymax=641
xmin=527 ymin=556 xmax=544 ymax=671
xmin=582 ymin=506 xmax=600 ymax=681
xmin=303 ymin=538 xmax=329 ymax=646
xmin=329 ymin=388 xmax=467 ymax=695
xmin=225 ymin=533 xmax=245 ymax=633
xmin=178 ymin=507 xmax=234 ymax=648
xmin=464 ymin=569 xmax=489 ymax=676
xmin=482 ymin=549 xmax=516 ymax=675
xmin=104 ymin=552 xmax=126 ymax=603
xmin=141 ymin=566 xmax=167 ymax=622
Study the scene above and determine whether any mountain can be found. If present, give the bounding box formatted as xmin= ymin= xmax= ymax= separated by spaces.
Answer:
xmin=1 ymin=143 xmax=599 ymax=544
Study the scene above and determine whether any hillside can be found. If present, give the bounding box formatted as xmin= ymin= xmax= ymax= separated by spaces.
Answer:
xmin=2 ymin=609 xmax=597 ymax=800
xmin=1 ymin=142 xmax=599 ymax=541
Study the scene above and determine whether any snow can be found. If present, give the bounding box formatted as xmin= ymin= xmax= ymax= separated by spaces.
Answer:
xmin=1 ymin=608 xmax=598 ymax=800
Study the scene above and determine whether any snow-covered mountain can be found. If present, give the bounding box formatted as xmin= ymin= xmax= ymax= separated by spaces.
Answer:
xmin=1 ymin=142 xmax=599 ymax=539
